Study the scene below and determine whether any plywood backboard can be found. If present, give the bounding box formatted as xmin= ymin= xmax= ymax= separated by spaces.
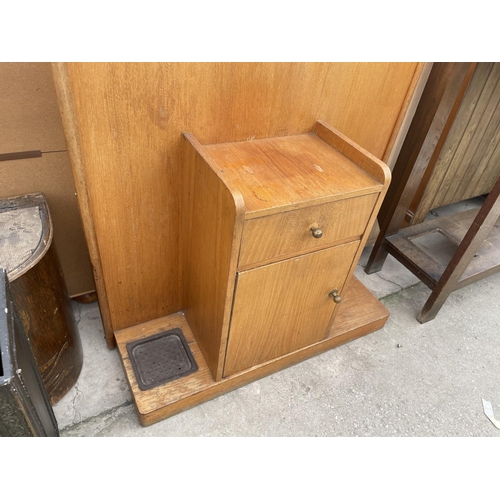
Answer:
xmin=53 ymin=62 xmax=423 ymax=346
xmin=0 ymin=62 xmax=95 ymax=296
xmin=0 ymin=62 xmax=67 ymax=153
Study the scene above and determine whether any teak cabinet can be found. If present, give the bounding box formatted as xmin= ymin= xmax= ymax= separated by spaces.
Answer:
xmin=115 ymin=120 xmax=391 ymax=425
xmin=181 ymin=121 xmax=390 ymax=379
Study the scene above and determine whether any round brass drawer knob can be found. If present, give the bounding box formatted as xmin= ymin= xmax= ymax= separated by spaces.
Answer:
xmin=329 ymin=289 xmax=342 ymax=304
xmin=310 ymin=227 xmax=323 ymax=239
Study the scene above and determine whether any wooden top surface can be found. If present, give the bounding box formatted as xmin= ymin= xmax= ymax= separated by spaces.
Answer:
xmin=0 ymin=193 xmax=52 ymax=281
xmin=204 ymin=133 xmax=382 ymax=217
xmin=0 ymin=207 xmax=42 ymax=273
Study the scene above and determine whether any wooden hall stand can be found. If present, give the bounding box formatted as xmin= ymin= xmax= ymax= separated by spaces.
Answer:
xmin=115 ymin=122 xmax=391 ymax=425
xmin=365 ymin=62 xmax=500 ymax=323
xmin=52 ymin=63 xmax=423 ymax=426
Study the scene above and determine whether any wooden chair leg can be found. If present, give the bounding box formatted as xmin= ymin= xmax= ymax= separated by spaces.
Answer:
xmin=365 ymin=228 xmax=390 ymax=273
xmin=418 ymin=175 xmax=500 ymax=323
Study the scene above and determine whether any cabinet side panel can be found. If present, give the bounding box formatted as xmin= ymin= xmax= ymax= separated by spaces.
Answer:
xmin=181 ymin=136 xmax=243 ymax=380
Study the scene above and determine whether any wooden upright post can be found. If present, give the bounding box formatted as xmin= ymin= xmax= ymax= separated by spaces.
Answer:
xmin=418 ymin=174 xmax=500 ymax=322
xmin=365 ymin=62 xmax=477 ymax=273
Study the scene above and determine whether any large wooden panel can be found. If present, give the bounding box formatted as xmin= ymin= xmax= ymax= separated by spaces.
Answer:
xmin=413 ymin=62 xmax=500 ymax=223
xmin=224 ymin=241 xmax=359 ymax=377
xmin=53 ymin=62 xmax=421 ymax=345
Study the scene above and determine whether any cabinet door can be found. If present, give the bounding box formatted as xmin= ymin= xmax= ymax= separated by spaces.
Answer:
xmin=223 ymin=240 xmax=359 ymax=377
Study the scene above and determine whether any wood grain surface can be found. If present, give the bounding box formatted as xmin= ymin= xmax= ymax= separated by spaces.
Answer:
xmin=418 ymin=175 xmax=500 ymax=322
xmin=365 ymin=63 xmax=475 ymax=274
xmin=181 ymin=134 xmax=244 ymax=380
xmin=315 ymin=121 xmax=391 ymax=331
xmin=0 ymin=206 xmax=42 ymax=275
xmin=0 ymin=153 xmax=95 ymax=296
xmin=238 ymin=194 xmax=377 ymax=269
xmin=205 ymin=133 xmax=381 ymax=216
xmin=115 ymin=276 xmax=389 ymax=426
xmin=53 ymin=62 xmax=420 ymax=344
xmin=1 ymin=63 xmax=95 ymax=297
xmin=1 ymin=194 xmax=83 ymax=404
xmin=182 ymin=123 xmax=388 ymax=379
xmin=387 ymin=204 xmax=500 ymax=292
xmin=52 ymin=65 xmax=114 ymax=341
xmin=10 ymin=245 xmax=83 ymax=403
xmin=224 ymin=241 xmax=359 ymax=376
xmin=314 ymin=120 xmax=392 ymax=185
xmin=0 ymin=63 xmax=67 ymax=153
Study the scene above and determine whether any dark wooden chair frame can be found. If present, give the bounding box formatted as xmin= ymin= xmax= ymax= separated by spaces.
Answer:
xmin=365 ymin=62 xmax=500 ymax=323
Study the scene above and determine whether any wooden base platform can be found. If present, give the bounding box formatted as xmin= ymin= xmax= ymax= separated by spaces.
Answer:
xmin=115 ymin=277 xmax=389 ymax=427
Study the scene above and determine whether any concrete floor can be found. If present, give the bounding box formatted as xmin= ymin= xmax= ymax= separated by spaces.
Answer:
xmin=53 ymin=199 xmax=500 ymax=437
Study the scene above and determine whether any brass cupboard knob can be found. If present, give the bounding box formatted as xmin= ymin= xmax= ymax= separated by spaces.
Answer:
xmin=310 ymin=227 xmax=323 ymax=239
xmin=329 ymin=289 xmax=342 ymax=304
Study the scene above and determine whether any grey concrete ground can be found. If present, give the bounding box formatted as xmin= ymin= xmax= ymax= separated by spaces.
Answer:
xmin=54 ymin=199 xmax=500 ymax=437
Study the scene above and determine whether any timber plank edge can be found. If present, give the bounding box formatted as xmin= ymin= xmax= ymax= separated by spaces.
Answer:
xmin=51 ymin=63 xmax=115 ymax=348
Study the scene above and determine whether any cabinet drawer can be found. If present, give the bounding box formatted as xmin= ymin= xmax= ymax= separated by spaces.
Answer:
xmin=224 ymin=240 xmax=359 ymax=377
xmin=238 ymin=193 xmax=377 ymax=269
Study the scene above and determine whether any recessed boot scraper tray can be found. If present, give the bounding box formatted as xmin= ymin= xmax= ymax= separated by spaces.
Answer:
xmin=126 ymin=328 xmax=198 ymax=391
